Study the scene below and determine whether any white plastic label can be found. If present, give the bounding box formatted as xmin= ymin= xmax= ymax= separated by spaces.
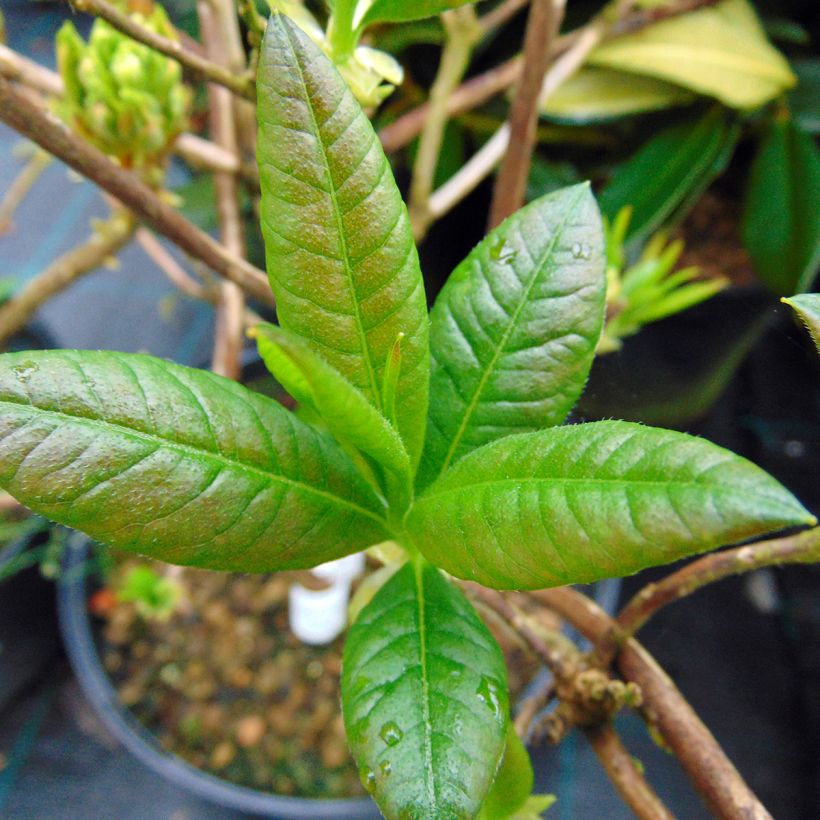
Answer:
xmin=288 ymin=580 xmax=350 ymax=646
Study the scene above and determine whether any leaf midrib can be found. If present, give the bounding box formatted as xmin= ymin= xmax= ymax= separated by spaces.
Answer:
xmin=436 ymin=186 xmax=588 ymax=479
xmin=417 ymin=474 xmax=800 ymax=512
xmin=414 ymin=560 xmax=437 ymax=812
xmin=280 ymin=22 xmax=383 ymax=408
xmin=0 ymin=398 xmax=387 ymax=526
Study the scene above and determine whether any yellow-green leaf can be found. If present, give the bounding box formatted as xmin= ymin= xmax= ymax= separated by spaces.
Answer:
xmin=587 ymin=0 xmax=796 ymax=110
xmin=541 ymin=67 xmax=694 ymax=123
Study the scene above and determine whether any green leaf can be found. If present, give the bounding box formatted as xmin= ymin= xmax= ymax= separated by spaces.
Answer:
xmin=252 ymin=323 xmax=412 ymax=507
xmin=0 ymin=350 xmax=388 ymax=572
xmin=408 ymin=421 xmax=816 ymax=589
xmin=359 ymin=0 xmax=476 ymax=27
xmin=478 ymin=725 xmax=533 ymax=820
xmin=540 ymin=67 xmax=695 ymax=123
xmin=419 ymin=184 xmax=606 ymax=488
xmin=782 ymin=294 xmax=820 ymax=353
xmin=587 ymin=0 xmax=796 ymax=110
xmin=342 ymin=559 xmax=509 ymax=819
xmin=599 ymin=109 xmax=738 ymax=246
xmin=741 ymin=117 xmax=820 ymax=295
xmin=257 ymin=14 xmax=429 ymax=466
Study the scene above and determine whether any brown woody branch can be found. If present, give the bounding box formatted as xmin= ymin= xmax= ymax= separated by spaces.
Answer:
xmin=584 ymin=723 xmax=676 ymax=820
xmin=532 ymin=587 xmax=773 ymax=819
xmin=65 ymin=0 xmax=256 ymax=100
xmin=488 ymin=0 xmax=564 ymax=229
xmin=0 ymin=77 xmax=273 ymax=306
xmin=610 ymin=527 xmax=820 ymax=653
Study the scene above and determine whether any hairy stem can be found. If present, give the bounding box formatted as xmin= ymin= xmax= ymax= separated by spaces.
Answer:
xmin=610 ymin=527 xmax=820 ymax=653
xmin=65 ymin=0 xmax=255 ymax=100
xmin=488 ymin=0 xmax=565 ymax=229
xmin=409 ymin=7 xmax=482 ymax=240
xmin=0 ymin=208 xmax=136 ymax=346
xmin=533 ymin=587 xmax=773 ymax=819
xmin=0 ymin=77 xmax=273 ymax=305
xmin=584 ymin=723 xmax=676 ymax=820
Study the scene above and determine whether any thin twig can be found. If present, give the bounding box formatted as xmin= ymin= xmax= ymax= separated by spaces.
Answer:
xmin=611 ymin=527 xmax=820 ymax=651
xmin=465 ymin=583 xmax=574 ymax=680
xmin=199 ymin=0 xmax=247 ymax=380
xmin=0 ymin=209 xmax=136 ymax=346
xmin=427 ymin=3 xmax=620 ymax=223
xmin=532 ymin=587 xmax=773 ymax=819
xmin=378 ymin=0 xmax=718 ymax=155
xmin=0 ymin=77 xmax=273 ymax=305
xmin=65 ymin=0 xmax=255 ymax=100
xmin=0 ymin=148 xmax=52 ymax=233
xmin=584 ymin=723 xmax=676 ymax=820
xmin=136 ymin=228 xmax=262 ymax=327
xmin=409 ymin=7 xmax=483 ymax=240
xmin=478 ymin=0 xmax=531 ymax=34
xmin=513 ymin=672 xmax=555 ymax=740
xmin=488 ymin=0 xmax=565 ymax=229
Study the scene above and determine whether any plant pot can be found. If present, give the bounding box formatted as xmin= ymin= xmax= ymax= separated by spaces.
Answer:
xmin=57 ymin=534 xmax=380 ymax=819
xmin=0 ymin=534 xmax=61 ymax=712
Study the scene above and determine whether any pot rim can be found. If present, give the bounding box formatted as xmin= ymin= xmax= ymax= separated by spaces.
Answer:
xmin=57 ymin=532 xmax=379 ymax=819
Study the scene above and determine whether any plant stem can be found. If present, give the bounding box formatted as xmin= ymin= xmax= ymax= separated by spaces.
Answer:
xmin=0 ymin=76 xmax=273 ymax=305
xmin=65 ymin=0 xmax=256 ymax=100
xmin=199 ymin=0 xmax=247 ymax=381
xmin=409 ymin=7 xmax=482 ymax=240
xmin=532 ymin=587 xmax=773 ymax=819
xmin=0 ymin=208 xmax=136 ymax=346
xmin=377 ymin=0 xmax=718 ymax=156
xmin=611 ymin=527 xmax=820 ymax=651
xmin=584 ymin=723 xmax=676 ymax=820
xmin=478 ymin=0 xmax=531 ymax=34
xmin=0 ymin=148 xmax=52 ymax=233
xmin=488 ymin=0 xmax=565 ymax=230
xmin=426 ymin=1 xmax=623 ymax=224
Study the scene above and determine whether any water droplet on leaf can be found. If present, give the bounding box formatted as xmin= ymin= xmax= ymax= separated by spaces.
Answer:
xmin=379 ymin=760 xmax=392 ymax=777
xmin=379 ymin=721 xmax=403 ymax=746
xmin=571 ymin=242 xmax=591 ymax=260
xmin=476 ymin=676 xmax=501 ymax=718
xmin=360 ymin=766 xmax=377 ymax=794
xmin=489 ymin=236 xmax=517 ymax=264
xmin=12 ymin=363 xmax=38 ymax=382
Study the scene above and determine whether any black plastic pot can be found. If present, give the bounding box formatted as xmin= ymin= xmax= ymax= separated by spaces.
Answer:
xmin=57 ymin=534 xmax=379 ymax=819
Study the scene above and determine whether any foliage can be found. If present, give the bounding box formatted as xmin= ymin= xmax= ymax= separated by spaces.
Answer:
xmin=56 ymin=2 xmax=190 ymax=182
xmin=587 ymin=0 xmax=795 ymax=110
xmin=599 ymin=207 xmax=727 ymax=353
xmin=741 ymin=115 xmax=820 ymax=295
xmin=0 ymin=14 xmax=815 ymax=818
xmin=782 ymin=294 xmax=820 ymax=352
xmin=116 ymin=563 xmax=183 ymax=620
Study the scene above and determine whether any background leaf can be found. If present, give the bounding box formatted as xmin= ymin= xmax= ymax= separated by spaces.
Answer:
xmin=598 ymin=108 xmax=739 ymax=246
xmin=257 ymin=15 xmax=429 ymax=466
xmin=790 ymin=59 xmax=820 ymax=135
xmin=540 ymin=67 xmax=695 ymax=123
xmin=741 ymin=116 xmax=820 ymax=295
xmin=587 ymin=0 xmax=795 ymax=110
xmin=0 ymin=350 xmax=388 ymax=572
xmin=359 ymin=0 xmax=476 ymax=27
xmin=342 ymin=560 xmax=509 ymax=819
xmin=478 ymin=725 xmax=533 ymax=819
xmin=782 ymin=294 xmax=820 ymax=352
xmin=419 ymin=184 xmax=606 ymax=488
xmin=408 ymin=420 xmax=815 ymax=589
